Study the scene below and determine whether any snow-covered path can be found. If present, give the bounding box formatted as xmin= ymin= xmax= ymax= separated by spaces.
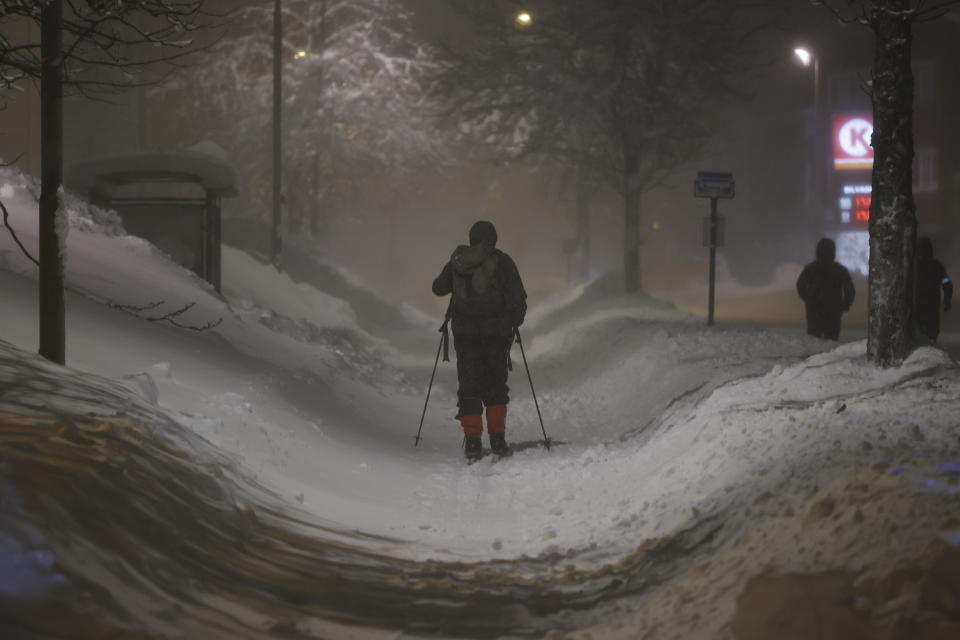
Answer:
xmin=3 ymin=168 xmax=960 ymax=639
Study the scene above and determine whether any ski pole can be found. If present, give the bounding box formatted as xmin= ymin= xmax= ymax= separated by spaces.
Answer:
xmin=415 ymin=316 xmax=450 ymax=447
xmin=514 ymin=327 xmax=550 ymax=451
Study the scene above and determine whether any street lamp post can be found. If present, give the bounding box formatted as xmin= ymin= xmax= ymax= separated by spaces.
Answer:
xmin=794 ymin=47 xmax=823 ymax=222
xmin=794 ymin=48 xmax=819 ymax=112
xmin=272 ymin=0 xmax=283 ymax=267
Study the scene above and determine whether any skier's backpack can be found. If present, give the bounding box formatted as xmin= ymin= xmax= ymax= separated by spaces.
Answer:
xmin=452 ymin=247 xmax=502 ymax=318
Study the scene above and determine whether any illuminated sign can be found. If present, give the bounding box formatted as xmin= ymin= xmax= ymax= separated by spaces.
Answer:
xmin=838 ymin=185 xmax=871 ymax=224
xmin=833 ymin=116 xmax=874 ymax=170
xmin=853 ymin=195 xmax=871 ymax=222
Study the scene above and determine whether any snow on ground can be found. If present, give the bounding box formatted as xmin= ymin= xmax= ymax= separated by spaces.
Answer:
xmin=222 ymin=245 xmax=357 ymax=331
xmin=3 ymin=166 xmax=960 ymax=638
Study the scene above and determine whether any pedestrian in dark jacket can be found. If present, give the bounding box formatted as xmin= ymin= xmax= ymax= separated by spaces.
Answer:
xmin=796 ymin=238 xmax=856 ymax=340
xmin=915 ymin=236 xmax=953 ymax=342
xmin=432 ymin=221 xmax=527 ymax=461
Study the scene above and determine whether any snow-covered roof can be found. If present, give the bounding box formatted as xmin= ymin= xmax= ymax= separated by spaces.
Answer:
xmin=65 ymin=144 xmax=238 ymax=197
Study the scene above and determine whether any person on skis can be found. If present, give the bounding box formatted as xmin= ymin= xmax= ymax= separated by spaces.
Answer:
xmin=796 ymin=237 xmax=856 ymax=340
xmin=915 ymin=236 xmax=952 ymax=342
xmin=432 ymin=221 xmax=527 ymax=462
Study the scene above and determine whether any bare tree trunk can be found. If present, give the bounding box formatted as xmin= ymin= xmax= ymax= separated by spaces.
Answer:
xmin=310 ymin=150 xmax=321 ymax=236
xmin=310 ymin=0 xmax=329 ymax=240
xmin=311 ymin=187 xmax=329 ymax=239
xmin=623 ymin=188 xmax=641 ymax=292
xmin=39 ymin=0 xmax=65 ymax=364
xmin=575 ymin=169 xmax=592 ymax=282
xmin=867 ymin=0 xmax=917 ymax=366
xmin=271 ymin=0 xmax=283 ymax=267
xmin=285 ymin=172 xmax=299 ymax=233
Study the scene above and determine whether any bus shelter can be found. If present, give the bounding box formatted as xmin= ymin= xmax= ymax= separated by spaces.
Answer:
xmin=66 ymin=144 xmax=237 ymax=293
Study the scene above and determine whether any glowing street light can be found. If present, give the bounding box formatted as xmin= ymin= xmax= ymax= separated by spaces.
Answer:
xmin=793 ymin=45 xmax=823 ymax=226
xmin=295 ymin=50 xmax=308 ymax=60
xmin=792 ymin=46 xmax=820 ymax=112
xmin=515 ymin=11 xmax=533 ymax=27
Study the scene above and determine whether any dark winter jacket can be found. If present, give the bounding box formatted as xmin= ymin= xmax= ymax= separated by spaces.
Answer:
xmin=796 ymin=238 xmax=856 ymax=314
xmin=432 ymin=221 xmax=527 ymax=336
xmin=915 ymin=237 xmax=953 ymax=313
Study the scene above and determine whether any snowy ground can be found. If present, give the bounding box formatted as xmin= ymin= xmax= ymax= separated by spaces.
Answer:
xmin=3 ymin=167 xmax=960 ymax=639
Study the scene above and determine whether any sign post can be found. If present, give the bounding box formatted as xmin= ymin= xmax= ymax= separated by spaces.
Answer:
xmin=694 ymin=171 xmax=735 ymax=326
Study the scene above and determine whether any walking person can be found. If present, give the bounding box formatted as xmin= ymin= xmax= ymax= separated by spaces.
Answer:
xmin=796 ymin=238 xmax=856 ymax=340
xmin=915 ymin=236 xmax=953 ymax=342
xmin=432 ymin=221 xmax=527 ymax=462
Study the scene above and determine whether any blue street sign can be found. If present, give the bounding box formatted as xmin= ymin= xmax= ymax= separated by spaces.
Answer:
xmin=694 ymin=171 xmax=735 ymax=199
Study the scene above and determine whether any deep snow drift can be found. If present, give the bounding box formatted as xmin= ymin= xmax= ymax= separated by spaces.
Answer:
xmin=3 ymin=167 xmax=960 ymax=639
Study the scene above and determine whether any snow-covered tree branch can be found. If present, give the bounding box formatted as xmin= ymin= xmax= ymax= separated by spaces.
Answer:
xmin=0 ymin=0 xmax=224 ymax=93
xmin=167 ymin=0 xmax=447 ymax=234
